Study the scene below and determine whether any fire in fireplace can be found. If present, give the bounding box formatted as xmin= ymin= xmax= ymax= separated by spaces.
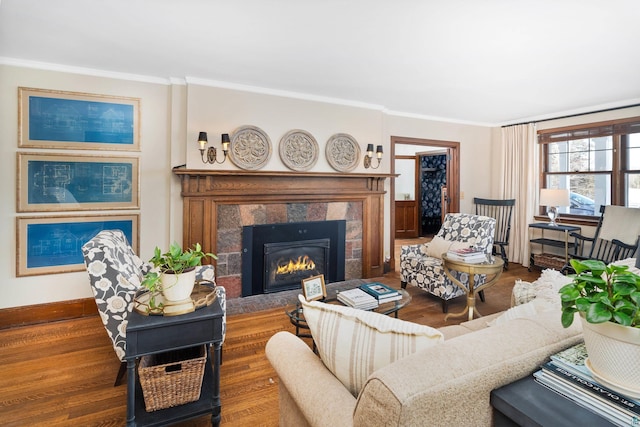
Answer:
xmin=242 ymin=221 xmax=346 ymax=296
xmin=264 ymin=239 xmax=329 ymax=293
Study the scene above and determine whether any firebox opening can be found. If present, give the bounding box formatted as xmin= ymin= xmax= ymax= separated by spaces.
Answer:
xmin=264 ymin=239 xmax=329 ymax=293
xmin=242 ymin=220 xmax=346 ymax=297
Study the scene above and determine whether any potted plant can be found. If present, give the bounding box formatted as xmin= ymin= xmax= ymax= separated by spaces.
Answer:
xmin=559 ymin=258 xmax=640 ymax=396
xmin=141 ymin=242 xmax=216 ymax=304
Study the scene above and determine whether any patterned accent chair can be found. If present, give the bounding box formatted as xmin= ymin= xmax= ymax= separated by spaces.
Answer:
xmin=81 ymin=230 xmax=226 ymax=386
xmin=400 ymin=213 xmax=496 ymax=313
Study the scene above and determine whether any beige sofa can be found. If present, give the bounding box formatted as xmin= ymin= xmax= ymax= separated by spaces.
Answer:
xmin=266 ymin=307 xmax=583 ymax=426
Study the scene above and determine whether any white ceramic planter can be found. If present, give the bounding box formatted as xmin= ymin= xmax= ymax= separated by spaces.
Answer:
xmin=160 ymin=268 xmax=196 ymax=302
xmin=580 ymin=314 xmax=640 ymax=398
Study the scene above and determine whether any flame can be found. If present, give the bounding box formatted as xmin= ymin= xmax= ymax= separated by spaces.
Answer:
xmin=276 ymin=255 xmax=316 ymax=275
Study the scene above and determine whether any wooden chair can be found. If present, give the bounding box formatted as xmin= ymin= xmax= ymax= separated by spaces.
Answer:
xmin=474 ymin=198 xmax=515 ymax=269
xmin=563 ymin=205 xmax=640 ymax=273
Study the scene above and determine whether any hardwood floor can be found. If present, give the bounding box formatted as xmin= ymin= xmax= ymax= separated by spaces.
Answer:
xmin=0 ymin=261 xmax=541 ymax=426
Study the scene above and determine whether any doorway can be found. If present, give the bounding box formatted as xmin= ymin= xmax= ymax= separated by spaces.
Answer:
xmin=390 ymin=136 xmax=460 ymax=271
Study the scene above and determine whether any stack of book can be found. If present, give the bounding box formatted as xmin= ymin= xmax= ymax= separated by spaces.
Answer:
xmin=359 ymin=282 xmax=402 ymax=302
xmin=533 ymin=343 xmax=640 ymax=426
xmin=337 ymin=288 xmax=379 ymax=310
xmin=445 ymin=247 xmax=487 ymax=263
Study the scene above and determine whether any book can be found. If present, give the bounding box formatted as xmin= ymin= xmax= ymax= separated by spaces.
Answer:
xmin=534 ymin=370 xmax=638 ymax=427
xmin=445 ymin=252 xmax=487 ymax=263
xmin=448 ymin=247 xmax=484 ymax=256
xmin=540 ymin=361 xmax=640 ymax=417
xmin=533 ymin=342 xmax=640 ymax=425
xmin=359 ymin=282 xmax=400 ymax=300
xmin=337 ymin=288 xmax=379 ymax=310
xmin=445 ymin=247 xmax=487 ymax=263
xmin=550 ymin=342 xmax=592 ymax=378
xmin=550 ymin=343 xmax=640 ymax=409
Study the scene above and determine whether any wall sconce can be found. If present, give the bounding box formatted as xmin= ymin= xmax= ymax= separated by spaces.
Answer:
xmin=198 ymin=132 xmax=230 ymax=164
xmin=364 ymin=144 xmax=383 ymax=169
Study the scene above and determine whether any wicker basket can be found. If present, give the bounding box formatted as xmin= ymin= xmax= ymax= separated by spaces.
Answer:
xmin=533 ymin=253 xmax=565 ymax=270
xmin=138 ymin=345 xmax=206 ymax=412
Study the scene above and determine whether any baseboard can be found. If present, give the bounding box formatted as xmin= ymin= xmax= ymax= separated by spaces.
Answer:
xmin=0 ymin=298 xmax=98 ymax=330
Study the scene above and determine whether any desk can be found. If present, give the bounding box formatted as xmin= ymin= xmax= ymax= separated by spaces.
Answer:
xmin=125 ymin=299 xmax=224 ymax=427
xmin=442 ymin=254 xmax=504 ymax=321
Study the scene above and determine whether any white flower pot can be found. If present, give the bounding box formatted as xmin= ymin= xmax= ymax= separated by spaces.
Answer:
xmin=160 ymin=268 xmax=196 ymax=302
xmin=580 ymin=314 xmax=640 ymax=398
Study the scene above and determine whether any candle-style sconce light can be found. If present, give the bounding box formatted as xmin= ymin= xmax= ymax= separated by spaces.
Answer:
xmin=198 ymin=132 xmax=230 ymax=164
xmin=364 ymin=143 xmax=383 ymax=169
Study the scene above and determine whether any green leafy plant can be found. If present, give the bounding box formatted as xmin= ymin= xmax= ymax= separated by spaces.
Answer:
xmin=141 ymin=242 xmax=216 ymax=308
xmin=559 ymin=259 xmax=640 ymax=328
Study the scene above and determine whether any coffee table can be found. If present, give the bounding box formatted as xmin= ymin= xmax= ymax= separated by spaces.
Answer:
xmin=285 ymin=287 xmax=411 ymax=340
xmin=441 ymin=253 xmax=504 ymax=321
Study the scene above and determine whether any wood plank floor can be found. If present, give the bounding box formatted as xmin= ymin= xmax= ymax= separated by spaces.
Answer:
xmin=0 ymin=258 xmax=541 ymax=426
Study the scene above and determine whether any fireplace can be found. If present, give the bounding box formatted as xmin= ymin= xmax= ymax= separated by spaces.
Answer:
xmin=242 ymin=220 xmax=346 ymax=296
xmin=174 ymin=169 xmax=388 ymax=298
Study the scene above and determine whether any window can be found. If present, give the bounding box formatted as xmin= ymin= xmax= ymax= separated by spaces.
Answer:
xmin=538 ymin=117 xmax=640 ymax=219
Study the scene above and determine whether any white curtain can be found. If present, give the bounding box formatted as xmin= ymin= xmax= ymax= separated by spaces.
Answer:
xmin=498 ymin=123 xmax=538 ymax=267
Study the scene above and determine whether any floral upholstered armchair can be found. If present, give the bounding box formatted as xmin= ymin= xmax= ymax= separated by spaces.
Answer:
xmin=81 ymin=230 xmax=226 ymax=386
xmin=400 ymin=213 xmax=496 ymax=313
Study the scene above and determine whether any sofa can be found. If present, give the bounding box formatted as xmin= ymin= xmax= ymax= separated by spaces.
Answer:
xmin=265 ymin=269 xmax=585 ymax=427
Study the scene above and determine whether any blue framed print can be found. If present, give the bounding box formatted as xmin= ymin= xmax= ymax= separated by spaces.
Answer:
xmin=16 ymin=214 xmax=139 ymax=276
xmin=17 ymin=153 xmax=140 ymax=212
xmin=18 ymin=87 xmax=140 ymax=151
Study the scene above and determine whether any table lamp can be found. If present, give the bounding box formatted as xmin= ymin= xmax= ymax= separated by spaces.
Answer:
xmin=540 ymin=188 xmax=570 ymax=226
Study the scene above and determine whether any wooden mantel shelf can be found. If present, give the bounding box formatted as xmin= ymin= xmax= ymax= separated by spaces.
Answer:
xmin=172 ymin=166 xmax=395 ymax=179
xmin=172 ymin=167 xmax=395 ymax=199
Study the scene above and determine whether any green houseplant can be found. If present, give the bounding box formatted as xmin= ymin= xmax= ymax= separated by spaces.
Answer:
xmin=559 ymin=258 xmax=640 ymax=396
xmin=559 ymin=259 xmax=640 ymax=328
xmin=141 ymin=242 xmax=216 ymax=305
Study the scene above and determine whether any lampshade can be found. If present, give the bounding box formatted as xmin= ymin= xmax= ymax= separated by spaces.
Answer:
xmin=540 ymin=188 xmax=570 ymax=207
xmin=221 ymin=133 xmax=230 ymax=143
xmin=198 ymin=131 xmax=208 ymax=143
xmin=376 ymin=145 xmax=383 ymax=154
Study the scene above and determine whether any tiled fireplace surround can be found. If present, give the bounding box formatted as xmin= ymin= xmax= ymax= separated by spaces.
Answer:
xmin=173 ymin=169 xmax=389 ymax=299
xmin=216 ymin=201 xmax=361 ymax=297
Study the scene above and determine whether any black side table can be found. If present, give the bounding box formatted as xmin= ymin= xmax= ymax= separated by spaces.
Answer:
xmin=491 ymin=376 xmax=613 ymax=426
xmin=528 ymin=223 xmax=581 ymax=271
xmin=125 ymin=299 xmax=224 ymax=427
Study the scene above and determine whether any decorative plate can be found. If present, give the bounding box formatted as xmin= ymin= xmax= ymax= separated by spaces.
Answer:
xmin=325 ymin=133 xmax=360 ymax=172
xmin=279 ymin=129 xmax=319 ymax=171
xmin=229 ymin=125 xmax=272 ymax=170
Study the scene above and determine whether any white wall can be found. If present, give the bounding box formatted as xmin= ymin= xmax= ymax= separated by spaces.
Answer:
xmin=184 ymin=83 xmax=385 ymax=173
xmin=0 ymin=64 xmax=173 ymax=309
xmin=0 ymin=65 xmax=493 ymax=310
xmin=385 ymin=114 xmax=494 ymax=214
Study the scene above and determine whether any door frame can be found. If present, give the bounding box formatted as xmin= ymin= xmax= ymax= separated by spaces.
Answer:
xmin=389 ymin=136 xmax=460 ymax=272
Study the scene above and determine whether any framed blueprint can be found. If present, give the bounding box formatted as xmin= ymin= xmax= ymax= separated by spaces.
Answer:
xmin=18 ymin=87 xmax=140 ymax=151
xmin=16 ymin=214 xmax=139 ymax=276
xmin=17 ymin=153 xmax=140 ymax=212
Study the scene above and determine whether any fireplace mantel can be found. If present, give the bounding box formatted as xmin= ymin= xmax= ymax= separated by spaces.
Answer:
xmin=173 ymin=167 xmax=393 ymax=197
xmin=173 ymin=167 xmax=392 ymax=297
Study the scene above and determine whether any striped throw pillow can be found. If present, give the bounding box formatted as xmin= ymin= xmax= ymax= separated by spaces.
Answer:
xmin=299 ymin=294 xmax=443 ymax=397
